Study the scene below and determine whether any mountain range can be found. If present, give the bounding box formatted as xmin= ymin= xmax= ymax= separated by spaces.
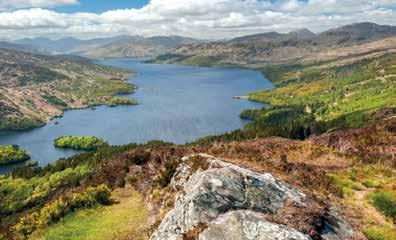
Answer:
xmin=150 ymin=22 xmax=396 ymax=66
xmin=2 ymin=22 xmax=395 ymax=61
xmin=7 ymin=35 xmax=204 ymax=58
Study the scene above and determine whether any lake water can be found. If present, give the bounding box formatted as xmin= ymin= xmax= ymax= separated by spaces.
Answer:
xmin=0 ymin=58 xmax=273 ymax=173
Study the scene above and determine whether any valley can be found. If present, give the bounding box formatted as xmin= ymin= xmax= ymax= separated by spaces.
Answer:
xmin=0 ymin=21 xmax=395 ymax=240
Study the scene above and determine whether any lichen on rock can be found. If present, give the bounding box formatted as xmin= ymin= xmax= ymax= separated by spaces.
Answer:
xmin=150 ymin=154 xmax=310 ymax=240
xmin=200 ymin=210 xmax=311 ymax=240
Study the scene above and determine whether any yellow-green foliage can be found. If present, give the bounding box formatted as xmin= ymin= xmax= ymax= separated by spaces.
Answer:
xmin=54 ymin=136 xmax=108 ymax=150
xmin=30 ymin=187 xmax=148 ymax=240
xmin=249 ymin=54 xmax=396 ymax=129
xmin=0 ymin=165 xmax=92 ymax=215
xmin=330 ymin=165 xmax=396 ymax=239
xmin=13 ymin=184 xmax=111 ymax=237
xmin=108 ymin=97 xmax=138 ymax=107
xmin=370 ymin=191 xmax=396 ymax=222
xmin=363 ymin=225 xmax=396 ymax=240
xmin=0 ymin=145 xmax=30 ymax=165
xmin=327 ymin=173 xmax=363 ymax=198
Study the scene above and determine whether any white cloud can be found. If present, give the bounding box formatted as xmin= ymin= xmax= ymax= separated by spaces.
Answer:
xmin=0 ymin=0 xmax=394 ymax=40
xmin=0 ymin=0 xmax=79 ymax=10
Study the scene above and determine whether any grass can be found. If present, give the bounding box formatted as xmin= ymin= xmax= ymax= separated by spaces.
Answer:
xmin=363 ymin=225 xmax=396 ymax=240
xmin=329 ymin=164 xmax=396 ymax=240
xmin=30 ymin=186 xmax=148 ymax=240
xmin=370 ymin=191 xmax=396 ymax=222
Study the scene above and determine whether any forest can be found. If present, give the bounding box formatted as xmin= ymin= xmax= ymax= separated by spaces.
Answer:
xmin=0 ymin=145 xmax=30 ymax=165
xmin=54 ymin=136 xmax=109 ymax=151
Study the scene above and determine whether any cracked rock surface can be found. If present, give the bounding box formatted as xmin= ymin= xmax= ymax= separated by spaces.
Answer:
xmin=150 ymin=154 xmax=352 ymax=240
xmin=200 ymin=210 xmax=311 ymax=240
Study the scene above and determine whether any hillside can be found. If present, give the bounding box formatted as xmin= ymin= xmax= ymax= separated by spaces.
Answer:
xmin=150 ymin=22 xmax=396 ymax=67
xmin=0 ymin=42 xmax=43 ymax=54
xmin=80 ymin=35 xmax=204 ymax=59
xmin=0 ymin=49 xmax=135 ymax=131
xmin=14 ymin=36 xmax=142 ymax=55
xmin=229 ymin=28 xmax=315 ymax=43
xmin=0 ymin=114 xmax=394 ymax=239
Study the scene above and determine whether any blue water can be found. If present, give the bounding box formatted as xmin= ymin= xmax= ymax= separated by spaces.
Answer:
xmin=0 ymin=58 xmax=273 ymax=173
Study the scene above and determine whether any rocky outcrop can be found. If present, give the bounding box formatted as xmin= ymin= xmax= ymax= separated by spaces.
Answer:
xmin=150 ymin=154 xmax=353 ymax=240
xmin=200 ymin=210 xmax=311 ymax=240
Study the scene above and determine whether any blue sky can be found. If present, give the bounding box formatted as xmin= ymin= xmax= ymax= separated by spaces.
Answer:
xmin=56 ymin=0 xmax=150 ymax=13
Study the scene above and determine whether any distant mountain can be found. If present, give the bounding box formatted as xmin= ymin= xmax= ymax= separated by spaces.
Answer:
xmin=313 ymin=22 xmax=396 ymax=46
xmin=229 ymin=28 xmax=315 ymax=43
xmin=80 ymin=35 xmax=205 ymax=59
xmin=151 ymin=22 xmax=396 ymax=67
xmin=289 ymin=28 xmax=316 ymax=38
xmin=14 ymin=36 xmax=142 ymax=54
xmin=0 ymin=41 xmax=44 ymax=54
xmin=229 ymin=32 xmax=284 ymax=43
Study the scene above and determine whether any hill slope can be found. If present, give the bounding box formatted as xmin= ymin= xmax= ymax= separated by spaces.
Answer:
xmin=14 ymin=36 xmax=141 ymax=54
xmin=0 ymin=49 xmax=134 ymax=131
xmin=80 ymin=35 xmax=204 ymax=59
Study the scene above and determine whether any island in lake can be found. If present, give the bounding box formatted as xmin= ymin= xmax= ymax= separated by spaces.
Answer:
xmin=54 ymin=136 xmax=109 ymax=151
xmin=0 ymin=145 xmax=30 ymax=165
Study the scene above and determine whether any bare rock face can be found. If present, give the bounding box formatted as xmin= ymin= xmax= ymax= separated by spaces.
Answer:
xmin=150 ymin=154 xmax=352 ymax=240
xmin=200 ymin=210 xmax=311 ymax=240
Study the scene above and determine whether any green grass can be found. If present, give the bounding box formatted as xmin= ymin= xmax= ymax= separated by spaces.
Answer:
xmin=370 ymin=191 xmax=396 ymax=221
xmin=363 ymin=225 xmax=396 ymax=240
xmin=30 ymin=187 xmax=148 ymax=240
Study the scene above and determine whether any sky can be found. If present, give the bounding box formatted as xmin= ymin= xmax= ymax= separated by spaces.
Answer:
xmin=0 ymin=0 xmax=395 ymax=40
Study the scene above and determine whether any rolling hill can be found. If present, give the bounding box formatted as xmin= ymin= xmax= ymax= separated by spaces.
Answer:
xmin=79 ymin=35 xmax=205 ymax=59
xmin=0 ymin=49 xmax=134 ymax=131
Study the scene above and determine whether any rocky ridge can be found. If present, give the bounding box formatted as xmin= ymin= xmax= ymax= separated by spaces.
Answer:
xmin=150 ymin=154 xmax=353 ymax=240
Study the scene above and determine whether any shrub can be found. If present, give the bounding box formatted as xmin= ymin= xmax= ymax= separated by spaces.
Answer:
xmin=363 ymin=225 xmax=396 ymax=240
xmin=0 ymin=145 xmax=30 ymax=165
xmin=371 ymin=191 xmax=396 ymax=222
xmin=13 ymin=184 xmax=111 ymax=237
xmin=108 ymin=98 xmax=138 ymax=107
xmin=158 ymin=159 xmax=179 ymax=188
xmin=0 ymin=165 xmax=92 ymax=216
xmin=363 ymin=179 xmax=380 ymax=188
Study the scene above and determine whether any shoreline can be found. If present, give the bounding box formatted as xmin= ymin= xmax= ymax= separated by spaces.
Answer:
xmin=0 ymin=72 xmax=137 ymax=134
